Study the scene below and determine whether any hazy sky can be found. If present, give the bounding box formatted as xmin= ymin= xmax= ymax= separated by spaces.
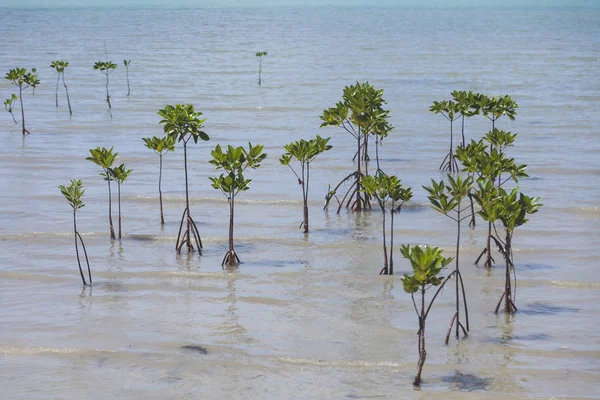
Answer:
xmin=0 ymin=0 xmax=597 ymax=8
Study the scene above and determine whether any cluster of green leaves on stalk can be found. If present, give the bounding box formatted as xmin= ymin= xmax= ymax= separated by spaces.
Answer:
xmin=93 ymin=61 xmax=117 ymax=111
xmin=142 ymin=136 xmax=176 ymax=225
xmin=158 ymin=104 xmax=209 ymax=254
xmin=58 ymin=179 xmax=92 ymax=286
xmin=280 ymin=135 xmax=332 ymax=234
xmin=123 ymin=60 xmax=132 ymax=96
xmin=255 ymin=51 xmax=268 ymax=86
xmin=50 ymin=60 xmax=73 ymax=116
xmin=209 ymin=143 xmax=267 ymax=267
xmin=4 ymin=94 xmax=18 ymax=124
xmin=4 ymin=67 xmax=39 ymax=135
xmin=321 ymin=81 xmax=393 ymax=213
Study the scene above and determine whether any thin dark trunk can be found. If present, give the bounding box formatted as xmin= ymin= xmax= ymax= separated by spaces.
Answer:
xmin=485 ymin=221 xmax=493 ymax=267
xmin=302 ymin=162 xmax=309 ymax=233
xmin=504 ymin=232 xmax=513 ymax=313
xmin=258 ymin=59 xmax=262 ymax=86
xmin=375 ymin=137 xmax=381 ymax=172
xmin=118 ymin=182 xmax=122 ymax=239
xmin=381 ymin=200 xmax=388 ymax=275
xmin=105 ymin=73 xmax=112 ymax=109
xmin=389 ymin=204 xmax=395 ymax=275
xmin=55 ymin=75 xmax=60 ymax=108
xmin=62 ymin=73 xmax=72 ymax=116
xmin=19 ymin=86 xmax=26 ymax=135
xmin=126 ymin=67 xmax=131 ymax=96
xmin=461 ymin=114 xmax=465 ymax=147
xmin=183 ymin=141 xmax=191 ymax=252
xmin=107 ymin=177 xmax=115 ymax=240
xmin=229 ymin=193 xmax=235 ymax=253
xmin=455 ymin=209 xmax=461 ymax=338
xmin=159 ymin=154 xmax=164 ymax=225
xmin=355 ymin=129 xmax=361 ymax=211
xmin=414 ymin=288 xmax=426 ymax=386
xmin=73 ymin=210 xmax=87 ymax=285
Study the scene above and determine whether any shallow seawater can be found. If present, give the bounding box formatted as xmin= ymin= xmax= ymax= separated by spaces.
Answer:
xmin=0 ymin=7 xmax=599 ymax=400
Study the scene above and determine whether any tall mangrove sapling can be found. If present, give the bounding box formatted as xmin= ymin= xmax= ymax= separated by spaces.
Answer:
xmin=108 ymin=164 xmax=132 ymax=240
xmin=4 ymin=94 xmax=18 ymax=124
xmin=158 ymin=104 xmax=209 ymax=254
xmin=279 ymin=135 xmax=332 ymax=233
xmin=50 ymin=60 xmax=73 ymax=116
xmin=86 ymin=146 xmax=118 ymax=239
xmin=123 ymin=60 xmax=131 ymax=96
xmin=209 ymin=143 xmax=267 ymax=267
xmin=255 ymin=51 xmax=267 ymax=86
xmin=361 ymin=172 xmax=413 ymax=275
xmin=59 ymin=179 xmax=92 ymax=286
xmin=5 ymin=67 xmax=39 ymax=135
xmin=93 ymin=61 xmax=117 ymax=110
xmin=401 ymin=245 xmax=453 ymax=387
xmin=142 ymin=135 xmax=176 ymax=224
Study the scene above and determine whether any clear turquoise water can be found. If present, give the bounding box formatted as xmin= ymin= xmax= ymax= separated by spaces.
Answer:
xmin=0 ymin=7 xmax=599 ymax=399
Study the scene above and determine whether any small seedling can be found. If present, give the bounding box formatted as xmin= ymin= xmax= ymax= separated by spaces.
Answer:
xmin=361 ymin=172 xmax=412 ymax=275
xmin=4 ymin=94 xmax=18 ymax=124
xmin=108 ymin=164 xmax=132 ymax=240
xmin=255 ymin=51 xmax=268 ymax=86
xmin=5 ymin=67 xmax=39 ymax=135
xmin=86 ymin=147 xmax=118 ymax=239
xmin=59 ymin=179 xmax=92 ymax=286
xmin=401 ymin=245 xmax=453 ymax=387
xmin=158 ymin=104 xmax=209 ymax=254
xmin=123 ymin=60 xmax=131 ymax=96
xmin=142 ymin=136 xmax=176 ymax=224
xmin=280 ymin=135 xmax=332 ymax=233
xmin=209 ymin=143 xmax=267 ymax=267
xmin=49 ymin=60 xmax=73 ymax=116
xmin=93 ymin=61 xmax=117 ymax=110
xmin=430 ymin=99 xmax=461 ymax=173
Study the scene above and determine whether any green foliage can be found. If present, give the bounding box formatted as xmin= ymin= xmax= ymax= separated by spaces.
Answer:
xmin=59 ymin=179 xmax=85 ymax=211
xmin=400 ymin=245 xmax=453 ymax=293
xmin=476 ymin=185 xmax=542 ymax=233
xmin=109 ymin=164 xmax=132 ymax=184
xmin=423 ymin=175 xmax=473 ymax=216
xmin=279 ymin=135 xmax=332 ymax=167
xmin=50 ymin=60 xmax=69 ymax=73
xmin=429 ymin=99 xmax=461 ymax=121
xmin=255 ymin=51 xmax=268 ymax=58
xmin=320 ymin=81 xmax=392 ymax=138
xmin=5 ymin=67 xmax=39 ymax=89
xmin=123 ymin=60 xmax=131 ymax=67
xmin=93 ymin=61 xmax=117 ymax=74
xmin=158 ymin=104 xmax=209 ymax=144
xmin=479 ymin=95 xmax=518 ymax=122
xmin=4 ymin=94 xmax=17 ymax=112
xmin=451 ymin=90 xmax=482 ymax=118
xmin=361 ymin=172 xmax=413 ymax=208
xmin=142 ymin=135 xmax=176 ymax=155
xmin=209 ymin=143 xmax=267 ymax=197
xmin=86 ymin=146 xmax=118 ymax=180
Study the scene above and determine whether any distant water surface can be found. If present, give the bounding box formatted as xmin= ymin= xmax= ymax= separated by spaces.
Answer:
xmin=0 ymin=7 xmax=599 ymax=400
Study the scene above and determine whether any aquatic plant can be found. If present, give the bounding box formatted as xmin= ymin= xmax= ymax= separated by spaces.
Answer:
xmin=5 ymin=67 xmax=39 ymax=135
xmin=158 ymin=104 xmax=209 ymax=254
xmin=209 ymin=143 xmax=267 ymax=267
xmin=430 ymin=99 xmax=461 ymax=173
xmin=479 ymin=94 xmax=518 ymax=133
xmin=58 ymin=179 xmax=92 ymax=286
xmin=423 ymin=174 xmax=473 ymax=342
xmin=86 ymin=146 xmax=118 ymax=240
xmin=4 ymin=94 xmax=18 ymax=124
xmin=475 ymin=185 xmax=541 ymax=314
xmin=361 ymin=172 xmax=412 ymax=275
xmin=321 ymin=81 xmax=392 ymax=213
xmin=255 ymin=51 xmax=267 ymax=86
xmin=108 ymin=164 xmax=133 ymax=240
xmin=279 ymin=135 xmax=332 ymax=233
xmin=401 ymin=245 xmax=453 ymax=387
xmin=123 ymin=60 xmax=131 ymax=96
xmin=49 ymin=60 xmax=73 ymax=116
xmin=142 ymin=135 xmax=176 ymax=224
xmin=93 ymin=61 xmax=117 ymax=110
xmin=451 ymin=90 xmax=481 ymax=147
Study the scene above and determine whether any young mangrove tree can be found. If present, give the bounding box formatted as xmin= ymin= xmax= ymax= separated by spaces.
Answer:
xmin=93 ymin=61 xmax=117 ymax=110
xmin=5 ymin=67 xmax=39 ymax=135
xmin=142 ymin=135 xmax=176 ymax=224
xmin=86 ymin=146 xmax=118 ymax=239
xmin=50 ymin=60 xmax=73 ymax=116
xmin=108 ymin=163 xmax=132 ymax=240
xmin=255 ymin=51 xmax=267 ymax=86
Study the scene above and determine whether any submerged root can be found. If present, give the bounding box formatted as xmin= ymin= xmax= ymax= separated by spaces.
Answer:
xmin=222 ymin=250 xmax=240 ymax=268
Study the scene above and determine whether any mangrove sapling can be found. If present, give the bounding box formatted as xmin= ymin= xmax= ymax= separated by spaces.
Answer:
xmin=255 ymin=52 xmax=267 ymax=86
xmin=5 ymin=67 xmax=39 ymax=135
xmin=93 ymin=61 xmax=117 ymax=110
xmin=4 ymin=94 xmax=18 ymax=124
xmin=59 ymin=179 xmax=92 ymax=286
xmin=142 ymin=135 xmax=176 ymax=224
xmin=475 ymin=186 xmax=542 ymax=314
xmin=400 ymin=245 xmax=453 ymax=387
xmin=321 ymin=82 xmax=393 ymax=213
xmin=423 ymin=175 xmax=474 ymax=343
xmin=86 ymin=147 xmax=118 ymax=239
xmin=158 ymin=104 xmax=209 ymax=254
xmin=123 ymin=60 xmax=131 ymax=96
xmin=49 ymin=60 xmax=73 ymax=116
xmin=360 ymin=172 xmax=413 ymax=275
xmin=480 ymin=95 xmax=518 ymax=134
xmin=108 ymin=164 xmax=132 ymax=240
xmin=279 ymin=135 xmax=332 ymax=233
xmin=209 ymin=143 xmax=267 ymax=267
xmin=430 ymin=99 xmax=461 ymax=173
xmin=451 ymin=90 xmax=482 ymax=147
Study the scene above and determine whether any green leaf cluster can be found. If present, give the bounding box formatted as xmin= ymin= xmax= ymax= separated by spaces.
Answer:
xmin=480 ymin=95 xmax=518 ymax=122
xmin=209 ymin=143 xmax=267 ymax=197
xmin=86 ymin=146 xmax=118 ymax=180
xmin=279 ymin=135 xmax=331 ymax=166
xmin=158 ymin=104 xmax=209 ymax=144
xmin=360 ymin=171 xmax=413 ymax=208
xmin=108 ymin=164 xmax=132 ymax=184
xmin=4 ymin=94 xmax=17 ymax=111
xmin=5 ymin=67 xmax=39 ymax=90
xmin=59 ymin=179 xmax=85 ymax=210
xmin=255 ymin=51 xmax=268 ymax=58
xmin=475 ymin=185 xmax=542 ymax=233
xmin=320 ymin=81 xmax=392 ymax=139
xmin=142 ymin=136 xmax=176 ymax=155
xmin=400 ymin=245 xmax=453 ymax=293
xmin=93 ymin=61 xmax=117 ymax=74
xmin=123 ymin=60 xmax=131 ymax=67
xmin=423 ymin=175 xmax=473 ymax=216
xmin=50 ymin=60 xmax=69 ymax=73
